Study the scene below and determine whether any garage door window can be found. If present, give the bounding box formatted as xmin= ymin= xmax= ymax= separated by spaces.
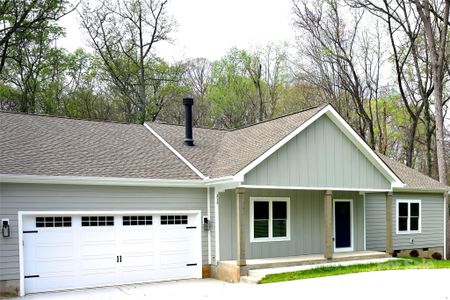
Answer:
xmin=81 ymin=216 xmax=114 ymax=226
xmin=36 ymin=217 xmax=71 ymax=228
xmin=161 ymin=215 xmax=188 ymax=225
xmin=123 ymin=216 xmax=152 ymax=226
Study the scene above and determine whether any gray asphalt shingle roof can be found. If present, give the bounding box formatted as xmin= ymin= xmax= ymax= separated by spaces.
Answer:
xmin=1 ymin=106 xmax=447 ymax=191
xmin=0 ymin=112 xmax=199 ymax=180
xmin=378 ymin=153 xmax=448 ymax=191
xmin=149 ymin=105 xmax=324 ymax=178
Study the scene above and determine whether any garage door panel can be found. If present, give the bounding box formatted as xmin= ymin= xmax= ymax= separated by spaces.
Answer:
xmin=35 ymin=259 xmax=74 ymax=274
xmin=26 ymin=276 xmax=78 ymax=294
xmin=23 ymin=212 xmax=200 ymax=294
xmin=35 ymin=244 xmax=74 ymax=259
xmin=81 ymin=230 xmax=115 ymax=241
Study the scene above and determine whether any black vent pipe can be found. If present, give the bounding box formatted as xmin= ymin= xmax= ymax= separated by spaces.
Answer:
xmin=183 ymin=97 xmax=194 ymax=146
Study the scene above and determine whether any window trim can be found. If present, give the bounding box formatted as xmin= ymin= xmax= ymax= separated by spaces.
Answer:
xmin=250 ymin=197 xmax=290 ymax=243
xmin=396 ymin=199 xmax=422 ymax=235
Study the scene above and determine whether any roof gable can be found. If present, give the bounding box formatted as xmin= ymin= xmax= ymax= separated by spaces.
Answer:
xmin=244 ymin=114 xmax=392 ymax=190
xmin=234 ymin=105 xmax=403 ymax=188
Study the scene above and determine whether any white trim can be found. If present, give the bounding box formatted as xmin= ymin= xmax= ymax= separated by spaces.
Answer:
xmin=444 ymin=193 xmax=447 ymax=260
xmin=207 ymin=187 xmax=211 ymax=264
xmin=204 ymin=176 xmax=236 ymax=185
xmin=234 ymin=105 xmax=404 ymax=189
xmin=18 ymin=212 xmax=24 ymax=297
xmin=0 ymin=174 xmax=204 ymax=187
xmin=249 ymin=197 xmax=291 ymax=243
xmin=143 ymin=123 xmax=207 ymax=180
xmin=18 ymin=209 xmax=202 ymax=296
xmin=362 ymin=193 xmax=366 ymax=251
xmin=240 ymin=184 xmax=391 ymax=193
xmin=333 ymin=199 xmax=354 ymax=252
xmin=393 ymin=187 xmax=450 ymax=193
xmin=18 ymin=210 xmax=202 ymax=216
xmin=214 ymin=188 xmax=220 ymax=263
xmin=395 ymin=199 xmax=422 ymax=235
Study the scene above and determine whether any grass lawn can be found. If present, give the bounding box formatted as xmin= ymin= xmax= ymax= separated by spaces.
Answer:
xmin=259 ymin=258 xmax=450 ymax=284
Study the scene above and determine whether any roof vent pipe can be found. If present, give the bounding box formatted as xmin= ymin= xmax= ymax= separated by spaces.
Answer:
xmin=183 ymin=97 xmax=194 ymax=146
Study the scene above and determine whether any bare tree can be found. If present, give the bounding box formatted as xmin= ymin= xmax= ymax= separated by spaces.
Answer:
xmin=79 ymin=0 xmax=175 ymax=124
xmin=292 ymin=0 xmax=387 ymax=149
xmin=347 ymin=0 xmax=436 ymax=168
xmin=413 ymin=0 xmax=449 ymax=185
xmin=183 ymin=58 xmax=212 ymax=126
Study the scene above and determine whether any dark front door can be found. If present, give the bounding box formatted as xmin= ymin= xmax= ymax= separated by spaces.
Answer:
xmin=334 ymin=200 xmax=352 ymax=250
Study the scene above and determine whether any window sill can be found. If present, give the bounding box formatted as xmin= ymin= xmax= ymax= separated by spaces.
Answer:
xmin=396 ymin=231 xmax=421 ymax=235
xmin=250 ymin=236 xmax=290 ymax=243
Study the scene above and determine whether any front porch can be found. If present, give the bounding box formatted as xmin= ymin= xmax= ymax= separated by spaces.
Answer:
xmin=214 ymin=187 xmax=394 ymax=282
xmin=216 ymin=250 xmax=390 ymax=282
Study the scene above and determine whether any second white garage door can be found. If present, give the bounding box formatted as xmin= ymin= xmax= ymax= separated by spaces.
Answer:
xmin=22 ymin=212 xmax=202 ymax=294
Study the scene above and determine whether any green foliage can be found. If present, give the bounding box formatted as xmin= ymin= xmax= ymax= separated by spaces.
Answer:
xmin=259 ymin=258 xmax=450 ymax=284
xmin=207 ymin=48 xmax=257 ymax=128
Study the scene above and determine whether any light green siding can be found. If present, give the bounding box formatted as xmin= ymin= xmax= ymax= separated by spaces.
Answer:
xmin=219 ymin=189 xmax=364 ymax=260
xmin=365 ymin=193 xmax=386 ymax=251
xmin=0 ymin=183 xmax=209 ymax=281
xmin=365 ymin=192 xmax=445 ymax=252
xmin=244 ymin=115 xmax=391 ymax=190
xmin=392 ymin=193 xmax=444 ymax=249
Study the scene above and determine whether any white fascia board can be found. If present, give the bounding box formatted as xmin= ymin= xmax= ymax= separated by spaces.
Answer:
xmin=392 ymin=187 xmax=450 ymax=193
xmin=0 ymin=174 xmax=205 ymax=188
xmin=143 ymin=123 xmax=208 ymax=180
xmin=239 ymin=184 xmax=391 ymax=192
xmin=203 ymin=176 xmax=236 ymax=185
xmin=235 ymin=105 xmax=404 ymax=189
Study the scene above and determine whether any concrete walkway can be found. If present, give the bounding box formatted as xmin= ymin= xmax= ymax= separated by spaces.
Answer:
xmin=9 ymin=269 xmax=450 ymax=300
xmin=246 ymin=257 xmax=398 ymax=282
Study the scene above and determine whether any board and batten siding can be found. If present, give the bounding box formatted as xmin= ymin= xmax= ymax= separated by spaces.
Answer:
xmin=365 ymin=192 xmax=444 ymax=252
xmin=0 ymin=183 xmax=209 ymax=281
xmin=244 ymin=115 xmax=391 ymax=190
xmin=219 ymin=188 xmax=364 ymax=260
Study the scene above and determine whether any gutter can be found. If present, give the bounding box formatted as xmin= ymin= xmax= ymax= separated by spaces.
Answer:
xmin=0 ymin=174 xmax=205 ymax=188
xmin=393 ymin=187 xmax=450 ymax=193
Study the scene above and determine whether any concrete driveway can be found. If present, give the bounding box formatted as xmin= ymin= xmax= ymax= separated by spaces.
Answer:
xmin=11 ymin=269 xmax=450 ymax=300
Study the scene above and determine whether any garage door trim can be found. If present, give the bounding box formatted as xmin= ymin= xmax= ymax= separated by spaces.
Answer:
xmin=18 ymin=210 xmax=202 ymax=296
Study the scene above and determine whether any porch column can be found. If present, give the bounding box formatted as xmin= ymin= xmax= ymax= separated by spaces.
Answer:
xmin=385 ymin=192 xmax=393 ymax=255
xmin=236 ymin=187 xmax=246 ymax=266
xmin=324 ymin=190 xmax=333 ymax=260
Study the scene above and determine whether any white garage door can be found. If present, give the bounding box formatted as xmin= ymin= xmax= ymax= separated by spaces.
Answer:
xmin=22 ymin=212 xmax=201 ymax=294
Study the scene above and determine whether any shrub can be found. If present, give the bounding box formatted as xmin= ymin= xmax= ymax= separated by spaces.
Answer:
xmin=409 ymin=249 xmax=419 ymax=257
xmin=431 ymin=252 xmax=442 ymax=260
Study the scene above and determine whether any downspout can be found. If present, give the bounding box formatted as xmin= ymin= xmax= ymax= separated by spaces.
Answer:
xmin=207 ymin=187 xmax=211 ymax=264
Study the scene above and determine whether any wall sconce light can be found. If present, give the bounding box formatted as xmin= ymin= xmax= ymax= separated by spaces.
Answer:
xmin=203 ymin=216 xmax=209 ymax=231
xmin=2 ymin=219 xmax=10 ymax=238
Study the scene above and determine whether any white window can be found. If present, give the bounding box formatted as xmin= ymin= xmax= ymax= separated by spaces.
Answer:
xmin=396 ymin=200 xmax=421 ymax=234
xmin=250 ymin=197 xmax=290 ymax=242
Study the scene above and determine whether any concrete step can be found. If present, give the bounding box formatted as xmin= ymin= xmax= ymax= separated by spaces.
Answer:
xmin=240 ymin=276 xmax=259 ymax=284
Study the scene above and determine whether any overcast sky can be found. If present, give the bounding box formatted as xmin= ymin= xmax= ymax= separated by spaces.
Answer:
xmin=58 ymin=0 xmax=295 ymax=62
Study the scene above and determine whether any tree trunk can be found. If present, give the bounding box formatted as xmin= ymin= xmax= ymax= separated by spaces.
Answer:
xmin=138 ymin=5 xmax=147 ymax=125
xmin=423 ymin=99 xmax=434 ymax=177
xmin=405 ymin=117 xmax=419 ymax=167
xmin=413 ymin=0 xmax=449 ymax=184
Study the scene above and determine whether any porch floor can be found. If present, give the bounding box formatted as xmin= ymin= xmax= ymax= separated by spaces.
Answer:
xmin=221 ymin=251 xmax=390 ymax=275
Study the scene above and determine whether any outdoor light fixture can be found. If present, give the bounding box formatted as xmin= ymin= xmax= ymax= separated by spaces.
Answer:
xmin=203 ymin=216 xmax=209 ymax=231
xmin=2 ymin=219 xmax=10 ymax=238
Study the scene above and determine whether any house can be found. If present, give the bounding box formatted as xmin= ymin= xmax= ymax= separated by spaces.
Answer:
xmin=0 ymin=99 xmax=448 ymax=296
